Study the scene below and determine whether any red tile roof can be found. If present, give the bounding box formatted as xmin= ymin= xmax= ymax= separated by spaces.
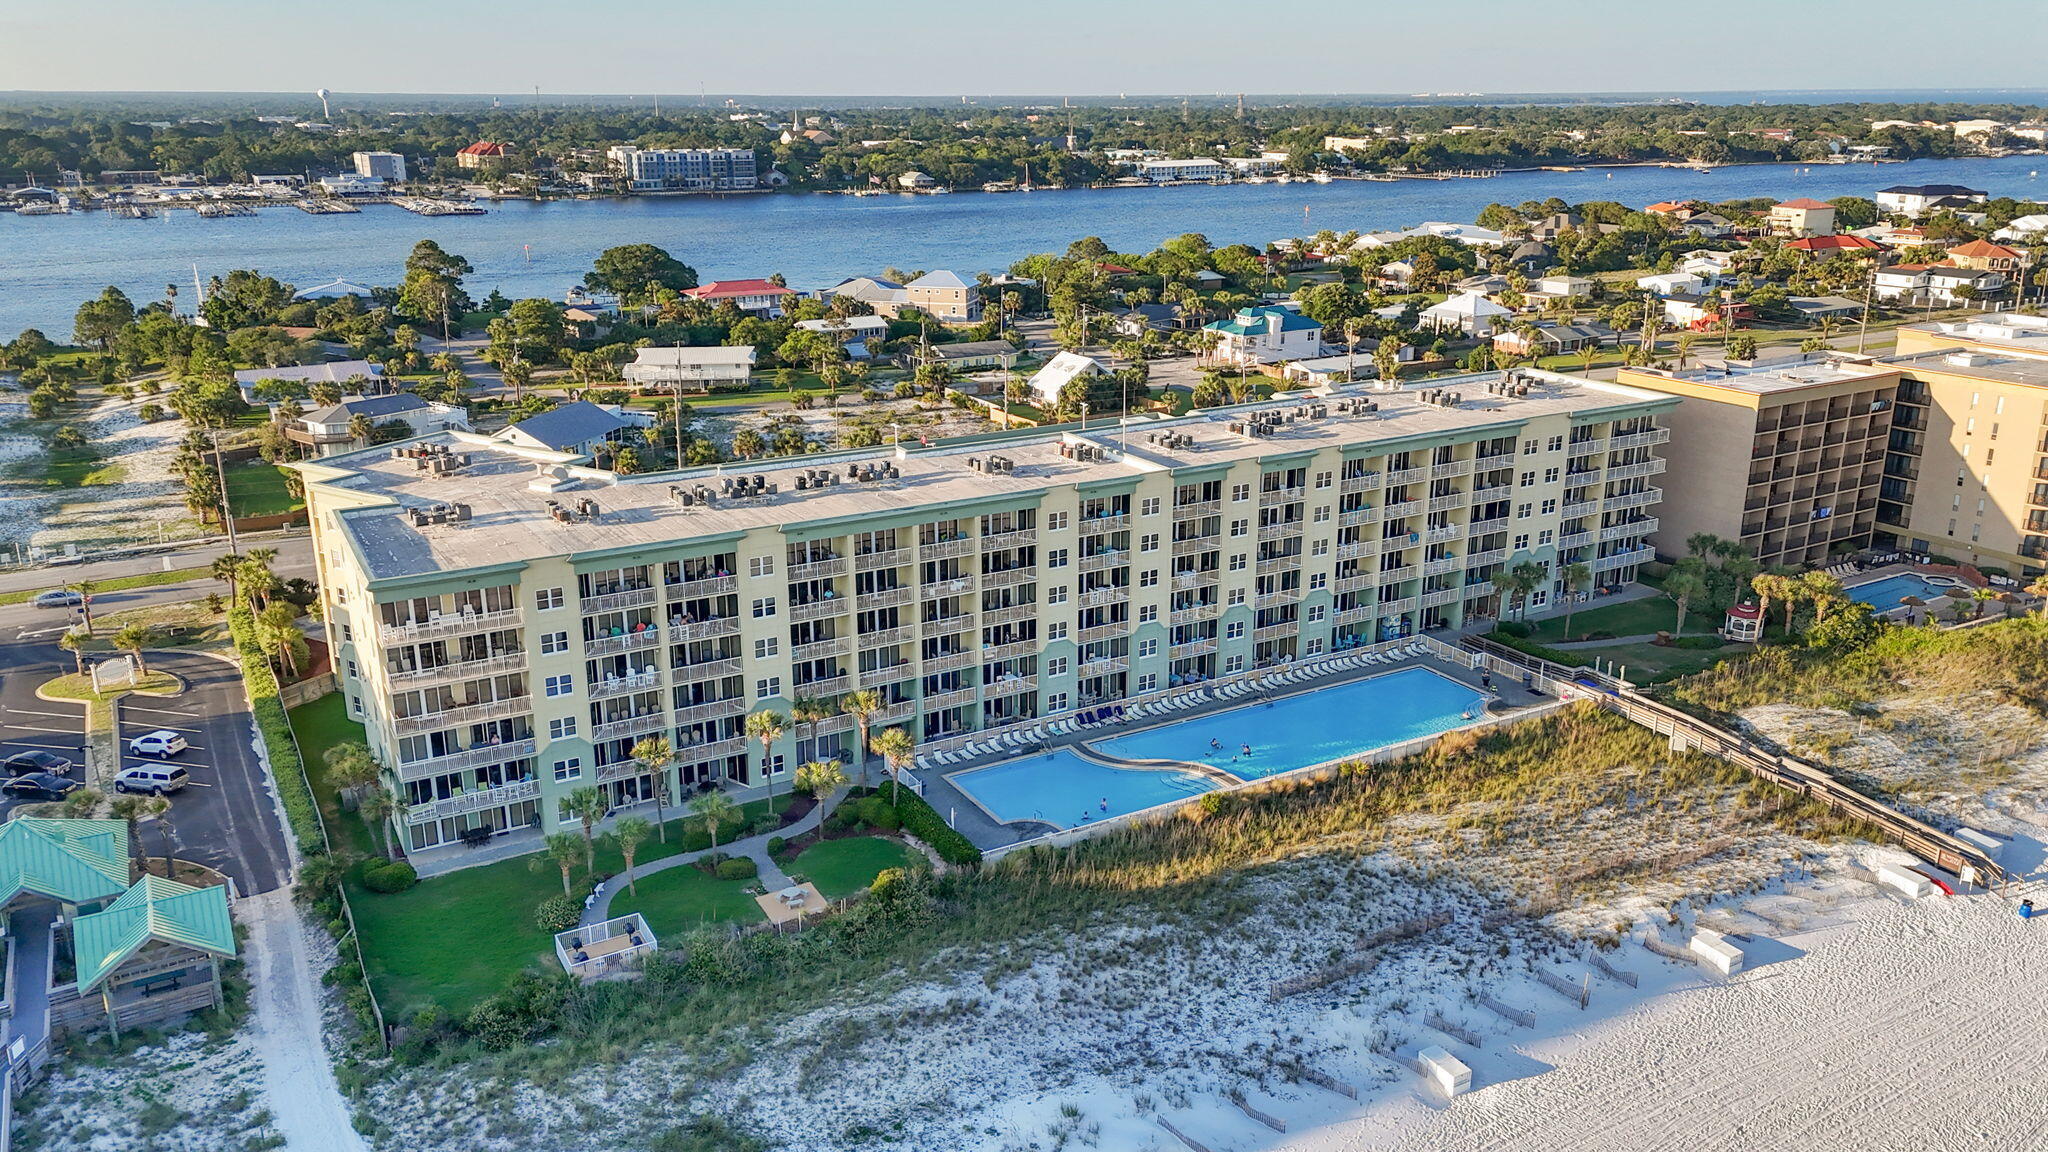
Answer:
xmin=1775 ymin=198 xmax=1834 ymax=210
xmin=458 ymin=141 xmax=509 ymax=157
xmin=681 ymin=279 xmax=796 ymax=301
xmin=1948 ymin=239 xmax=2021 ymax=259
xmin=1788 ymin=234 xmax=1882 ymax=253
xmin=1644 ymin=201 xmax=1693 ymax=214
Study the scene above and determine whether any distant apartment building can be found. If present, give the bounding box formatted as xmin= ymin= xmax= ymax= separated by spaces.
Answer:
xmin=605 ymin=146 xmax=758 ymax=192
xmin=455 ymin=141 xmax=510 ymax=170
xmin=1134 ymin=158 xmax=1228 ymax=183
xmin=299 ymin=374 xmax=1674 ymax=862
xmin=1615 ymin=355 xmax=1899 ymax=568
xmin=352 ymin=151 xmax=407 ymax=182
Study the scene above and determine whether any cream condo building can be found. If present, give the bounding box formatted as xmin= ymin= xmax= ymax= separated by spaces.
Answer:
xmin=299 ymin=374 xmax=1674 ymax=865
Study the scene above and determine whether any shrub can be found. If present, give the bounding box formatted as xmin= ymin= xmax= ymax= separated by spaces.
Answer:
xmin=869 ymin=805 xmax=901 ymax=832
xmin=1495 ymin=619 xmax=1533 ymax=638
xmin=749 ymin=813 xmax=781 ymax=837
xmin=765 ymin=836 xmax=787 ymax=856
xmin=534 ymin=895 xmax=582 ymax=932
xmin=714 ymin=856 xmax=758 ymax=881
xmin=137 ymin=402 xmax=166 ymax=422
xmin=828 ymin=807 xmax=860 ymax=831
xmin=360 ymin=860 xmax=417 ymax=894
xmin=229 ymin=608 xmax=323 ymax=855
xmin=679 ymin=827 xmax=713 ymax=853
xmin=1484 ymin=629 xmax=1589 ymax=670
xmin=882 ymin=788 xmax=981 ymax=866
xmin=854 ymin=796 xmax=891 ymax=828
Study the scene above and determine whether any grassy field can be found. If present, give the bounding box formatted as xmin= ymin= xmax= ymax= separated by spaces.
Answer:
xmin=0 ymin=565 xmax=210 ymax=607
xmin=292 ymin=694 xmax=379 ymax=858
xmin=10 ymin=444 xmax=121 ymax=490
xmin=1526 ymin=594 xmax=1683 ymax=642
xmin=222 ymin=461 xmax=302 ymax=518
xmin=613 ymin=867 xmax=763 ymax=939
xmin=792 ymin=836 xmax=920 ymax=901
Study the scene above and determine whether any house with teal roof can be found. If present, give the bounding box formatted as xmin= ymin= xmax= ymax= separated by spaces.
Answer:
xmin=0 ymin=818 xmax=236 ymax=1039
xmin=1202 ymin=305 xmax=1325 ymax=367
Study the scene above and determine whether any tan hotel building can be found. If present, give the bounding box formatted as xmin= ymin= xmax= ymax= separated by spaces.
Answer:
xmin=1614 ymin=355 xmax=1898 ymax=568
xmin=298 ymin=374 xmax=1675 ymax=863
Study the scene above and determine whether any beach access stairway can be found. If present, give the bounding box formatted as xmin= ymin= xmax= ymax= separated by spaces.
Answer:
xmin=1461 ymin=635 xmax=2012 ymax=890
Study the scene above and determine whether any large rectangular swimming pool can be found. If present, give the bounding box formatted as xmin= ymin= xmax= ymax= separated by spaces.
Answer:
xmin=1091 ymin=666 xmax=1489 ymax=779
xmin=949 ymin=749 xmax=1219 ymax=829
xmin=1847 ymin=573 xmax=1963 ymax=611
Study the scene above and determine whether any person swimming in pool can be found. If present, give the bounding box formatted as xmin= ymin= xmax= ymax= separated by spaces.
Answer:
xmin=1099 ymin=797 xmax=1108 ymax=812
xmin=1241 ymin=743 xmax=1252 ymax=757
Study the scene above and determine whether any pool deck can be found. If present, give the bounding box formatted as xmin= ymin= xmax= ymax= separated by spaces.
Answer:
xmin=916 ymin=644 xmax=1538 ymax=852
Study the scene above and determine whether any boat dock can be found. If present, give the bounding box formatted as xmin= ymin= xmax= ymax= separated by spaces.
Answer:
xmin=194 ymin=203 xmax=257 ymax=218
xmin=295 ymin=199 xmax=361 ymax=214
xmin=394 ymin=197 xmax=487 ymax=216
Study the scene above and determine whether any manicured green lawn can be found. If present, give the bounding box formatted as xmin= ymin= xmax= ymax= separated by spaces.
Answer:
xmin=793 ymin=836 xmax=919 ymax=901
xmin=223 ymin=461 xmax=303 ymax=518
xmin=1526 ymin=595 xmax=1684 ymax=642
xmin=347 ymin=858 xmax=558 ymax=1015
xmin=290 ymin=694 xmax=378 ymax=858
xmin=1575 ymin=640 xmax=1740 ymax=684
xmin=612 ymin=866 xmax=763 ymax=940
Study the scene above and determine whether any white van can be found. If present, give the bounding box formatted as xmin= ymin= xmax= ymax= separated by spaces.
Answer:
xmin=114 ymin=763 xmax=190 ymax=795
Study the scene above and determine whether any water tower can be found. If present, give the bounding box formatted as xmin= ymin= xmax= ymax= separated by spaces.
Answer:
xmin=316 ymin=88 xmax=332 ymax=119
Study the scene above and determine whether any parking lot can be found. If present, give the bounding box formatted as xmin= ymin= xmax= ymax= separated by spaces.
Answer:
xmin=0 ymin=644 xmax=86 ymax=819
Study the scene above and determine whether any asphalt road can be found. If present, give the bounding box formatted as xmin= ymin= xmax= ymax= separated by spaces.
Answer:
xmin=114 ymin=650 xmax=293 ymax=896
xmin=0 ymin=538 xmax=317 ymax=643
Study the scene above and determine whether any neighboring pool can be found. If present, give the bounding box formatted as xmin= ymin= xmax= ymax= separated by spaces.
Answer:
xmin=1848 ymin=573 xmax=1963 ymax=611
xmin=949 ymin=749 xmax=1219 ymax=829
xmin=1090 ymin=666 xmax=1489 ymax=780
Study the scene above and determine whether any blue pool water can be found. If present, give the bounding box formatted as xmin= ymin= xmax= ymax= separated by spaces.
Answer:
xmin=1848 ymin=574 xmax=1961 ymax=611
xmin=1091 ymin=666 xmax=1489 ymax=780
xmin=950 ymin=749 xmax=1218 ymax=829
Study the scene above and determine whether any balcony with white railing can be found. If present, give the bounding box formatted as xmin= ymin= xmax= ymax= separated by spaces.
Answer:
xmin=1076 ymin=551 xmax=1129 ymax=574
xmin=1172 ymin=534 xmax=1221 ymax=556
xmin=1257 ymin=520 xmax=1304 ymax=542
xmin=585 ymin=629 xmax=662 ymax=657
xmin=787 ymin=556 xmax=848 ymax=582
xmin=1427 ymin=493 xmax=1467 ymax=514
xmin=667 ymin=574 xmax=738 ymax=599
xmin=1385 ymin=466 xmax=1430 ymax=486
xmin=920 ymin=537 xmax=976 ymax=560
xmin=1078 ymin=654 xmax=1130 ymax=675
xmin=790 ymin=597 xmax=850 ymax=623
xmin=1590 ymin=545 xmax=1657 ymax=572
xmin=1252 ymin=621 xmax=1296 ymax=642
xmin=672 ymin=656 xmax=743 ymax=683
xmin=1078 ymin=512 xmax=1131 ymax=533
xmin=1422 ymin=556 xmax=1462 ymax=577
xmin=387 ymin=650 xmax=526 ymax=688
xmin=1169 ymin=603 xmax=1221 ymax=625
xmin=1258 ymin=485 xmax=1307 ymax=505
xmin=1465 ymin=547 xmax=1508 ymax=566
xmin=675 ymin=735 xmax=748 ymax=762
xmin=1600 ymin=518 xmax=1657 ymax=543
xmin=922 ymin=649 xmax=978 ymax=674
xmin=1336 ymin=540 xmax=1379 ymax=560
xmin=1337 ymin=507 xmax=1379 ymax=527
xmin=1469 ymin=483 xmax=1513 ymax=502
xmin=1559 ymin=531 xmax=1596 ymax=550
xmin=1377 ymin=564 xmax=1419 ymax=585
xmin=857 ymin=587 xmax=916 ymax=611
xmin=1426 ymin=524 xmax=1462 ymax=544
xmin=979 ymin=529 xmax=1038 ymax=551
xmin=590 ymin=670 xmax=661 ymax=701
xmin=1382 ymin=499 xmax=1425 ymax=518
xmin=1253 ymin=589 xmax=1300 ymax=610
xmin=984 ymin=675 xmax=1036 ymax=698
xmin=1335 ymin=573 xmax=1378 ymax=594
xmin=1169 ymin=639 xmax=1218 ymax=659
xmin=1561 ymin=499 xmax=1599 ymax=520
xmin=593 ymin=712 xmax=669 ymax=743
xmin=1421 ymin=587 xmax=1462 ymax=608
xmin=579 ymin=586 xmax=658 ymax=614
xmin=796 ymin=673 xmax=852 ymax=697
xmin=981 ymin=567 xmax=1037 ymax=589
xmin=981 ymin=603 xmax=1036 ymax=627
xmin=1608 ymin=428 xmax=1671 ymax=451
xmin=1605 ymin=487 xmax=1663 ymax=511
xmin=792 ymin=636 xmax=849 ymax=662
xmin=395 ymin=739 xmax=538 ymax=781
xmin=1077 ymin=586 xmax=1126 ymax=608
xmin=404 ymin=779 xmax=540 ymax=826
xmin=1077 ymin=622 xmax=1128 ymax=644
xmin=854 ymin=547 xmax=913 ymax=571
xmin=923 ymin=686 xmax=979 ymax=711
xmin=675 ymin=697 xmax=747 ymax=724
xmin=1431 ymin=459 xmax=1476 ymax=479
xmin=669 ymin=616 xmax=741 ymax=642
xmin=875 ymin=700 xmax=917 ymax=723
xmin=1606 ymin=458 xmax=1668 ymax=481
xmin=1339 ymin=472 xmax=1383 ymax=493
xmin=393 ymin=695 xmax=533 ymax=735
xmin=1376 ymin=595 xmax=1420 ymax=615
xmin=379 ymin=607 xmax=523 ymax=645
xmin=1172 ymin=499 xmax=1223 ymax=518
xmin=1467 ymin=517 xmax=1509 ymax=536
xmin=855 ymin=624 xmax=916 ymax=649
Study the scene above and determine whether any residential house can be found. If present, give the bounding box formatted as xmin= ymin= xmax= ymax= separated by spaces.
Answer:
xmin=680 ymin=279 xmax=796 ymax=318
xmin=915 ymin=340 xmax=1019 ymax=372
xmin=903 ymin=270 xmax=982 ymax=323
xmin=1946 ymin=239 xmax=2025 ymax=274
xmin=1992 ymin=214 xmax=2048 ymax=242
xmin=1875 ymin=184 xmax=1988 ymax=216
xmin=1527 ymin=275 xmax=1596 ymax=303
xmin=1418 ymin=291 xmax=1512 ymax=337
xmin=1637 ymin=271 xmax=1707 ymax=297
xmin=1787 ymin=234 xmax=1884 ymax=259
xmin=1202 ymin=305 xmax=1325 ymax=364
xmin=292 ymin=278 xmax=373 ymax=301
xmin=1456 ymin=273 xmax=1512 ymax=295
xmin=292 ymin=394 xmax=470 ymax=457
xmin=1376 ymin=260 xmax=1418 ymax=288
xmin=1352 ymin=222 xmax=1507 ymax=249
xmin=1190 ymin=270 xmax=1228 ymax=290
xmin=1644 ymin=200 xmax=1701 ymax=219
xmin=605 ymin=147 xmax=757 ymax=192
xmin=1873 ymin=264 xmax=2006 ymax=307
xmin=1025 ymin=351 xmax=1104 ymax=405
xmin=1675 ymin=212 xmax=1737 ymax=240
xmin=495 ymin=401 xmax=635 ymax=456
xmin=1786 ymin=297 xmax=1865 ymax=321
xmin=796 ymin=315 xmax=891 ymax=358
xmin=1507 ymin=241 xmax=1555 ymax=272
xmin=1662 ymin=292 xmax=1753 ymax=330
xmin=1525 ymin=212 xmax=1584 ymax=241
xmin=1852 ymin=222 xmax=1933 ymax=249
xmin=622 ymin=346 xmax=759 ymax=391
xmin=1113 ymin=303 xmax=1189 ymax=338
xmin=1492 ymin=321 xmax=1616 ymax=357
xmin=896 ymin=171 xmax=938 ymax=190
xmin=1768 ymin=198 xmax=1837 ymax=237
xmin=456 ymin=141 xmax=510 ymax=170
xmin=822 ymin=276 xmax=909 ymax=316
xmin=232 ymin=359 xmax=384 ymax=404
xmin=0 ymin=818 xmax=236 ymax=1038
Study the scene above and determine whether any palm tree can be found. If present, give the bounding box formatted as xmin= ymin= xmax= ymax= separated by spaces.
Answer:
xmin=840 ymin=690 xmax=883 ymax=785
xmin=112 ymin=623 xmax=153 ymax=678
xmin=111 ymin=794 xmax=148 ymax=877
xmin=323 ymin=742 xmax=380 ymax=808
xmin=57 ymin=630 xmax=87 ymax=677
xmin=1750 ymin=572 xmax=1794 ymax=638
xmin=1558 ymin=562 xmax=1593 ymax=639
xmin=745 ymin=708 xmax=787 ymax=803
xmin=359 ymin=788 xmax=400 ymax=860
xmin=1970 ymin=586 xmax=1998 ymax=620
xmin=531 ymin=832 xmax=584 ymax=897
xmin=2029 ymin=574 xmax=2048 ymax=616
xmin=210 ymin=553 xmax=244 ymax=603
xmin=871 ymin=726 xmax=916 ymax=807
xmin=67 ymin=580 xmax=97 ymax=636
xmin=146 ymin=795 xmax=175 ymax=878
xmin=789 ymin=695 xmax=833 ymax=776
xmin=629 ymin=736 xmax=674 ymax=841
xmin=690 ymin=790 xmax=739 ymax=852
xmin=563 ymin=786 xmax=609 ymax=870
xmin=347 ymin=412 xmax=375 ymax=446
xmin=1665 ymin=569 xmax=1708 ymax=636
xmin=609 ymin=816 xmax=653 ymax=896
xmin=793 ymin=758 xmax=848 ymax=811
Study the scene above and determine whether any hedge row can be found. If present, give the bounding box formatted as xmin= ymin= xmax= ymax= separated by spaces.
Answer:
xmin=227 ymin=607 xmax=325 ymax=855
xmin=1483 ymin=629 xmax=1592 ymax=672
xmin=881 ymin=785 xmax=981 ymax=866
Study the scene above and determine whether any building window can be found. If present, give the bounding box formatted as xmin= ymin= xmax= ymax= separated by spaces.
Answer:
xmin=1305 ymin=637 xmax=1325 ymax=655
xmin=1140 ymin=533 xmax=1160 ymax=552
xmin=1224 ymin=655 xmax=1246 ymax=674
xmin=1313 ymin=505 xmax=1331 ymax=523
xmin=1046 ymin=511 xmax=1069 ymax=531
xmin=1512 ymin=534 xmax=1530 ymax=552
xmin=1516 ymin=503 xmax=1533 ymax=519
xmin=1228 ymin=588 xmax=1246 ymax=605
xmin=552 ymin=758 xmax=582 ymax=782
xmin=549 ymin=717 xmax=577 ymax=739
xmin=1307 ymin=605 xmax=1326 ymax=622
xmin=1522 ymin=439 xmax=1538 ymax=455
xmin=1047 ymin=656 xmax=1069 ymax=677
xmin=1047 ymin=692 xmax=1070 ymax=712
xmin=756 ymin=677 xmax=781 ymax=699
xmin=1225 ymin=621 xmax=1246 ymax=640
xmin=1308 ymin=573 xmax=1327 ymax=590
xmin=544 ymin=674 xmax=573 ymax=697
xmin=349 ymin=694 xmax=363 ymax=716
xmin=752 ymin=597 xmax=777 ymax=618
xmin=1232 ymin=483 xmax=1251 ymax=502
xmin=1541 ymin=498 xmax=1557 ymax=515
xmin=1230 ymin=519 xmax=1249 ymax=537
xmin=1138 ymin=605 xmax=1158 ymax=623
xmin=1047 ymin=622 xmax=1069 ymax=641
xmin=1529 ymin=590 xmax=1549 ymax=608
xmin=1538 ymin=529 xmax=1554 ymax=546
xmin=1140 ymin=569 xmax=1159 ymax=587
xmin=1519 ymin=472 xmax=1536 ymax=488
xmin=1314 ymin=471 xmax=1332 ymax=489
xmin=1137 ymin=673 xmax=1158 ymax=693
xmin=1141 ymin=497 xmax=1161 ymax=516
xmin=1544 ymin=467 xmax=1560 ymax=484
xmin=345 ymin=659 xmax=358 ymax=678
xmin=541 ymin=630 xmax=569 ymax=654
xmin=1229 ymin=554 xmax=1247 ymax=571
xmin=764 ymin=753 xmax=787 ymax=777
xmin=1046 ymin=585 xmax=1069 ymax=605
xmin=1547 ymin=435 xmax=1564 ymax=451
xmin=754 ymin=638 xmax=779 ymax=659
xmin=1311 ymin=539 xmax=1330 ymax=556
xmin=749 ymin=556 xmax=776 ymax=577
xmin=1047 ymin=549 xmax=1069 ymax=568
xmin=1137 ymin=638 xmax=1159 ymax=658
xmin=340 ymin=623 xmax=352 ymax=642
xmin=536 ymin=587 xmax=564 ymax=610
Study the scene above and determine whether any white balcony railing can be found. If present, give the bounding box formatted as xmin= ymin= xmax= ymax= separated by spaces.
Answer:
xmin=379 ymin=607 xmax=523 ymax=645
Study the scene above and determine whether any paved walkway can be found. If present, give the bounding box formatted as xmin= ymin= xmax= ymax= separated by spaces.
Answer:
xmin=582 ymin=790 xmax=842 ymax=926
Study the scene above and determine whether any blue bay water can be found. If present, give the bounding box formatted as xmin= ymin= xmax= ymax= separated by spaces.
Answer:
xmin=3 ymin=155 xmax=2044 ymax=339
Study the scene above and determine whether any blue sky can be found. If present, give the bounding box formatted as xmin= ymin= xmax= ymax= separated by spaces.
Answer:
xmin=2 ymin=0 xmax=2042 ymax=97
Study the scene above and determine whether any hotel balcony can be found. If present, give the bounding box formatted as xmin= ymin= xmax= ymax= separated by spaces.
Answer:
xmin=395 ymin=738 xmax=538 ymax=781
xmin=590 ymin=669 xmax=661 ymax=701
xmin=386 ymin=650 xmax=526 ymax=688
xmin=403 ymin=779 xmax=540 ymax=826
xmin=392 ymin=695 xmax=532 ymax=735
xmin=379 ymin=607 xmax=523 ymax=645
xmin=579 ymin=586 xmax=658 ymax=614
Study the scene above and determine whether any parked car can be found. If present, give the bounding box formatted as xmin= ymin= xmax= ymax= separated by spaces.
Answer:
xmin=128 ymin=730 xmax=189 ymax=758
xmin=31 ymin=590 xmax=83 ymax=609
xmin=3 ymin=772 xmax=81 ymax=801
xmin=114 ymin=763 xmax=189 ymax=795
xmin=3 ymin=750 xmax=73 ymax=777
